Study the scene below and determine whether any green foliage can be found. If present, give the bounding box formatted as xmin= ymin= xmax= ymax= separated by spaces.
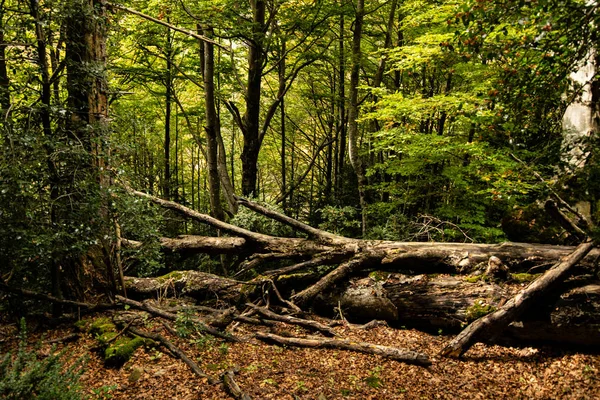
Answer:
xmin=112 ymin=189 xmax=164 ymax=277
xmin=230 ymin=200 xmax=293 ymax=237
xmin=364 ymin=366 xmax=384 ymax=389
xmin=0 ymin=319 xmax=87 ymax=400
xmin=318 ymin=206 xmax=361 ymax=237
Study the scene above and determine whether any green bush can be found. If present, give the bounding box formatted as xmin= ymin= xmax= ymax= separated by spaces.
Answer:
xmin=0 ymin=320 xmax=87 ymax=400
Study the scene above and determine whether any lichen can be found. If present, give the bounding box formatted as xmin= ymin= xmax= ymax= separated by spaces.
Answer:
xmin=510 ymin=273 xmax=541 ymax=283
xmin=104 ymin=336 xmax=145 ymax=364
xmin=465 ymin=300 xmax=496 ymax=322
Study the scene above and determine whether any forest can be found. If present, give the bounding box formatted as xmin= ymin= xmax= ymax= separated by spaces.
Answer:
xmin=1 ymin=0 xmax=600 ymax=398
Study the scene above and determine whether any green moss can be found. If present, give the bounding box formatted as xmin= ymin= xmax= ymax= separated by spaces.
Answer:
xmin=104 ymin=336 xmax=145 ymax=364
xmin=74 ymin=319 xmax=89 ymax=331
xmin=465 ymin=300 xmax=497 ymax=322
xmin=157 ymin=271 xmax=184 ymax=282
xmin=97 ymin=331 xmax=118 ymax=346
xmin=465 ymin=275 xmax=485 ymax=283
xmin=369 ymin=271 xmax=388 ymax=282
xmin=510 ymin=273 xmax=541 ymax=283
xmin=90 ymin=317 xmax=116 ymax=336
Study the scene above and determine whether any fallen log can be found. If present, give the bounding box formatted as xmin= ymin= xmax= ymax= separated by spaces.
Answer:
xmin=122 ymin=269 xmax=600 ymax=348
xmin=291 ymin=252 xmax=383 ymax=307
xmin=123 ymin=271 xmax=249 ymax=305
xmin=124 ymin=235 xmax=600 ymax=274
xmin=254 ymin=332 xmax=431 ymax=366
xmin=126 ymin=189 xmax=600 ymax=275
xmin=440 ymin=240 xmax=596 ymax=357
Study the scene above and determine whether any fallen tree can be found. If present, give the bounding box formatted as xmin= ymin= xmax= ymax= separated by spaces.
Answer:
xmin=119 ymin=188 xmax=599 ymax=350
xmin=124 ymin=188 xmax=600 ymax=277
xmin=123 ymin=269 xmax=600 ymax=347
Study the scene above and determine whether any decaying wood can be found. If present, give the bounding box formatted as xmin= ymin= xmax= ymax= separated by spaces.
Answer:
xmin=123 ymin=271 xmax=248 ymax=305
xmin=122 ymin=236 xmax=247 ymax=255
xmin=115 ymin=295 xmax=240 ymax=342
xmin=127 ymin=326 xmax=217 ymax=384
xmin=246 ymin=303 xmax=336 ymax=336
xmin=441 ymin=240 xmax=596 ymax=358
xmin=255 ymin=332 xmax=431 ymax=366
xmin=120 ymin=189 xmax=600 ymax=351
xmin=292 ymin=252 xmax=383 ymax=307
xmin=222 ymin=369 xmax=251 ymax=400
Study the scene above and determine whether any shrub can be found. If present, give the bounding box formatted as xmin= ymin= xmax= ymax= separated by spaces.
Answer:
xmin=0 ymin=319 xmax=87 ymax=400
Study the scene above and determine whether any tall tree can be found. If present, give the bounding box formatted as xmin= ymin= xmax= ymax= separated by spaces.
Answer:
xmin=347 ymin=0 xmax=367 ymax=236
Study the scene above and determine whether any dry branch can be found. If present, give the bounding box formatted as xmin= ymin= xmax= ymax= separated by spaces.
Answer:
xmin=441 ymin=240 xmax=596 ymax=357
xmin=246 ymin=303 xmax=336 ymax=336
xmin=292 ymin=252 xmax=383 ymax=306
xmin=263 ymin=252 xmax=353 ymax=277
xmin=108 ymin=3 xmax=229 ymax=51
xmin=0 ymin=283 xmax=113 ymax=310
xmin=222 ymin=369 xmax=251 ymax=400
xmin=127 ymin=327 xmax=217 ymax=384
xmin=236 ymin=196 xmax=344 ymax=243
xmin=126 ymin=187 xmax=274 ymax=243
xmin=255 ymin=332 xmax=431 ymax=365
xmin=115 ymin=295 xmax=240 ymax=342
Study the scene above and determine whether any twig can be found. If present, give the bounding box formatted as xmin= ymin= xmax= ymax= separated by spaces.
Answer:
xmin=246 ymin=303 xmax=337 ymax=337
xmin=44 ymin=333 xmax=80 ymax=344
xmin=255 ymin=332 xmax=431 ymax=366
xmin=115 ymin=295 xmax=240 ymax=342
xmin=222 ymin=369 xmax=251 ymax=400
xmin=127 ymin=326 xmax=218 ymax=384
xmin=105 ymin=317 xmax=139 ymax=346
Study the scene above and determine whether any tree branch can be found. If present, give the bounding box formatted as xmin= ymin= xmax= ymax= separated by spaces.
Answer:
xmin=108 ymin=3 xmax=230 ymax=51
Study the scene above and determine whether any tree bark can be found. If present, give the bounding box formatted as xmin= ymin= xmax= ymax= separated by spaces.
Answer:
xmin=441 ymin=240 xmax=596 ymax=357
xmin=347 ymin=0 xmax=368 ymax=236
xmin=200 ymin=25 xmax=224 ymax=220
xmin=255 ymin=332 xmax=431 ymax=365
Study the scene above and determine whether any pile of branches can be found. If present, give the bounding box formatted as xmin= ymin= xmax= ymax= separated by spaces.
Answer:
xmin=2 ymin=187 xmax=599 ymax=400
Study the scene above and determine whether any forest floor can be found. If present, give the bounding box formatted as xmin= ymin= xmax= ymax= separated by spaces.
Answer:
xmin=2 ymin=308 xmax=600 ymax=400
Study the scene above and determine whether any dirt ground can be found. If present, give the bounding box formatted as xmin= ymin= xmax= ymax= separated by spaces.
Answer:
xmin=1 ymin=312 xmax=599 ymax=400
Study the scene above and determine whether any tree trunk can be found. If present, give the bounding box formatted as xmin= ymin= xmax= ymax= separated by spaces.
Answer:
xmin=0 ymin=0 xmax=9 ymax=117
xmin=201 ymin=25 xmax=225 ymax=220
xmin=65 ymin=0 xmax=112 ymax=299
xmin=240 ymin=0 xmax=266 ymax=197
xmin=163 ymin=22 xmax=173 ymax=200
xmin=347 ymin=0 xmax=368 ymax=236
